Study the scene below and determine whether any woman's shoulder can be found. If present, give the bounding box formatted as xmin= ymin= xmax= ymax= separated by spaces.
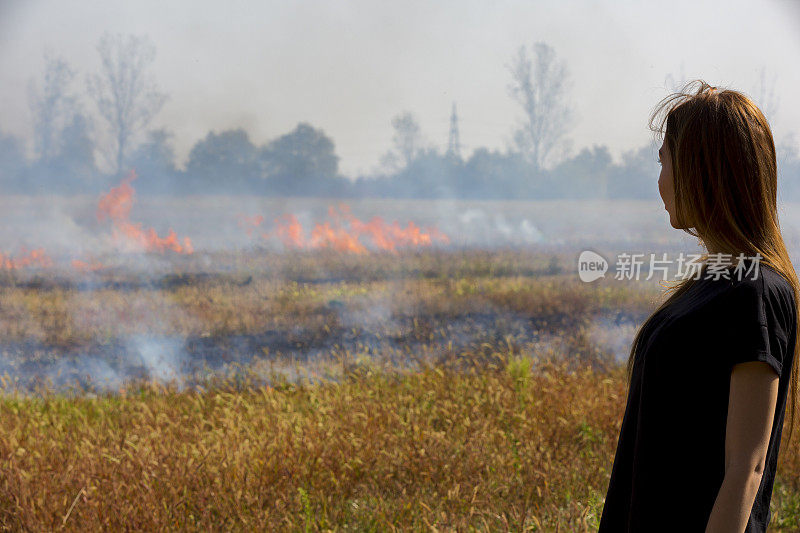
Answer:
xmin=760 ymin=263 xmax=795 ymax=298
xmin=736 ymin=262 xmax=795 ymax=310
xmin=723 ymin=262 xmax=796 ymax=339
xmin=705 ymin=260 xmax=791 ymax=297
xmin=696 ymin=260 xmax=790 ymax=315
xmin=759 ymin=263 xmax=797 ymax=329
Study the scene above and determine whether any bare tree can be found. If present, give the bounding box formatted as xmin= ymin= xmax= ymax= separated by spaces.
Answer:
xmin=380 ymin=111 xmax=425 ymax=171
xmin=665 ymin=66 xmax=779 ymax=124
xmin=752 ymin=67 xmax=780 ymax=125
xmin=87 ymin=33 xmax=167 ymax=174
xmin=507 ymin=42 xmax=574 ymax=171
xmin=664 ymin=62 xmax=688 ymax=93
xmin=28 ymin=53 xmax=78 ymax=162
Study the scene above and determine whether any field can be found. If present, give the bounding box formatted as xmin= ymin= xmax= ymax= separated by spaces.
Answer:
xmin=0 ymin=194 xmax=739 ymax=252
xmin=0 ymin=247 xmax=798 ymax=530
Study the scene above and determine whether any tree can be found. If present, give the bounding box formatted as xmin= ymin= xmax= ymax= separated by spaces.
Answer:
xmin=27 ymin=54 xmax=100 ymax=192
xmin=606 ymin=144 xmax=660 ymax=200
xmin=664 ymin=62 xmax=688 ymax=93
xmin=507 ymin=42 xmax=574 ymax=171
xmin=548 ymin=145 xmax=613 ymax=199
xmin=27 ymin=53 xmax=79 ymax=162
xmin=129 ymin=129 xmax=179 ymax=194
xmin=185 ymin=128 xmax=259 ymax=193
xmin=463 ymin=147 xmax=534 ymax=199
xmin=87 ymin=33 xmax=167 ymax=175
xmin=45 ymin=113 xmax=99 ymax=191
xmin=0 ymin=131 xmax=26 ymax=192
xmin=380 ymin=111 xmax=425 ymax=172
xmin=752 ymin=67 xmax=780 ymax=126
xmin=260 ymin=123 xmax=340 ymax=195
xmin=393 ymin=148 xmax=457 ymax=198
xmin=777 ymin=133 xmax=800 ymax=201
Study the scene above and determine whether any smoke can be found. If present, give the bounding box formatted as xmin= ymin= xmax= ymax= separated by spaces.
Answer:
xmin=0 ymin=189 xmax=713 ymax=262
xmin=0 ymin=182 xmax=780 ymax=397
xmin=520 ymin=219 xmax=544 ymax=243
xmin=451 ymin=208 xmax=546 ymax=246
xmin=493 ymin=213 xmax=544 ymax=244
xmin=45 ymin=355 xmax=125 ymax=393
xmin=130 ymin=335 xmax=187 ymax=384
xmin=583 ymin=314 xmax=640 ymax=362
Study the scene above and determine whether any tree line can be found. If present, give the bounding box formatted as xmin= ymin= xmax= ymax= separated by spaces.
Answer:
xmin=1 ymin=33 xmax=799 ymax=200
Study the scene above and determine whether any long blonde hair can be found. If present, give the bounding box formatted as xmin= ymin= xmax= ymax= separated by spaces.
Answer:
xmin=625 ymin=79 xmax=800 ymax=450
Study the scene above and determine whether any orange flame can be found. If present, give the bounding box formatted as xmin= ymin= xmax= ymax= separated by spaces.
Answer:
xmin=71 ymin=257 xmax=106 ymax=272
xmin=0 ymin=247 xmax=54 ymax=270
xmin=253 ymin=203 xmax=449 ymax=253
xmin=269 ymin=213 xmax=306 ymax=248
xmin=98 ymin=171 xmax=193 ymax=254
xmin=236 ymin=214 xmax=264 ymax=237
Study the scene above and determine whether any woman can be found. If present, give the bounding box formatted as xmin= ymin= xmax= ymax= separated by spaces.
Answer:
xmin=598 ymin=80 xmax=800 ymax=532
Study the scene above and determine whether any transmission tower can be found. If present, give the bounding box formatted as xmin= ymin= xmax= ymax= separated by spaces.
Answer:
xmin=446 ymin=102 xmax=461 ymax=160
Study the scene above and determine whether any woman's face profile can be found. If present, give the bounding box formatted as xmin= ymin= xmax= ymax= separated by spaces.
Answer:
xmin=657 ymin=140 xmax=679 ymax=229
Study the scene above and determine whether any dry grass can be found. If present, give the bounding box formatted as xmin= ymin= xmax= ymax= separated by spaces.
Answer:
xmin=0 ymin=248 xmax=795 ymax=530
xmin=0 ymin=251 xmax=657 ymax=346
xmin=0 ymin=354 xmax=797 ymax=531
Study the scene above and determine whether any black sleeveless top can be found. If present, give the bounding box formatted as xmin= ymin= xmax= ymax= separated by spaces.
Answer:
xmin=598 ymin=260 xmax=797 ymax=532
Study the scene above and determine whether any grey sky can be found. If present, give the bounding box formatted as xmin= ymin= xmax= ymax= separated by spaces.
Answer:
xmin=1 ymin=0 xmax=798 ymax=176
